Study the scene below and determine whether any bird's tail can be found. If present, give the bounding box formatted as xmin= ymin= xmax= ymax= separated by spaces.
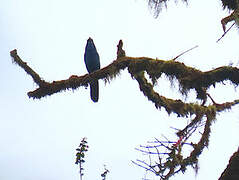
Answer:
xmin=90 ymin=80 xmax=99 ymax=102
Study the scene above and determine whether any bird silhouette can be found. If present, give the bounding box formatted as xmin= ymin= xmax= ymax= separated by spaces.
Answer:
xmin=84 ymin=37 xmax=100 ymax=102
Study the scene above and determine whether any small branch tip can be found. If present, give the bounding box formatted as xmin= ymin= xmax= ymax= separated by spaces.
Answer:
xmin=10 ymin=49 xmax=17 ymax=57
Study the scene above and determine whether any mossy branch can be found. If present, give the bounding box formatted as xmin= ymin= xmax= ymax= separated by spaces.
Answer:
xmin=10 ymin=40 xmax=239 ymax=179
xmin=10 ymin=49 xmax=47 ymax=87
xmin=133 ymin=111 xmax=220 ymax=179
xmin=10 ymin=41 xmax=239 ymax=117
xmin=10 ymin=47 xmax=239 ymax=101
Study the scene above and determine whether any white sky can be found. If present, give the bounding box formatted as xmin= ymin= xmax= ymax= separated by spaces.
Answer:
xmin=1 ymin=0 xmax=239 ymax=180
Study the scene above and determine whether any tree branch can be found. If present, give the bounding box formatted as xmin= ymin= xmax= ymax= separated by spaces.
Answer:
xmin=10 ymin=40 xmax=239 ymax=180
xmin=10 ymin=41 xmax=239 ymax=116
xmin=10 ymin=49 xmax=47 ymax=87
xmin=219 ymin=147 xmax=239 ymax=180
xmin=10 ymin=45 xmax=239 ymax=100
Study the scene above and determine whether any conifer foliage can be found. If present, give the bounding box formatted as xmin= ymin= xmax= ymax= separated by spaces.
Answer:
xmin=148 ymin=0 xmax=239 ymax=32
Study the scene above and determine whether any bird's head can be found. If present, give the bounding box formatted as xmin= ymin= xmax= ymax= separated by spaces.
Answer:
xmin=86 ymin=37 xmax=96 ymax=49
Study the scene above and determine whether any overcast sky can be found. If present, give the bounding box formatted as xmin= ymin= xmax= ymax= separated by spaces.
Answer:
xmin=1 ymin=0 xmax=239 ymax=180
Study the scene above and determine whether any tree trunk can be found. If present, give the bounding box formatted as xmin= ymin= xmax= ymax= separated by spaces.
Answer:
xmin=219 ymin=147 xmax=239 ymax=180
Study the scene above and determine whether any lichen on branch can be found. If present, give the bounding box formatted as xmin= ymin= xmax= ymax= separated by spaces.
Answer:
xmin=10 ymin=41 xmax=239 ymax=108
xmin=10 ymin=40 xmax=239 ymax=179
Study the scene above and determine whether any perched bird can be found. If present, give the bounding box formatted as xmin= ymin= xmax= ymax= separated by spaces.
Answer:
xmin=84 ymin=37 xmax=100 ymax=102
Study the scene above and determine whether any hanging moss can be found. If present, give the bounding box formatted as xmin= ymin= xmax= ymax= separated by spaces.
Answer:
xmin=148 ymin=0 xmax=189 ymax=18
xmin=10 ymin=41 xmax=239 ymax=180
xmin=221 ymin=0 xmax=238 ymax=10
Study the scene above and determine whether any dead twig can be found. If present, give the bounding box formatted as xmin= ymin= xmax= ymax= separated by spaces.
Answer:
xmin=216 ymin=22 xmax=235 ymax=43
xmin=172 ymin=45 xmax=199 ymax=61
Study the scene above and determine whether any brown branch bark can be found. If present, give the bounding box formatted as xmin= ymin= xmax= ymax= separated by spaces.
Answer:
xmin=219 ymin=147 xmax=239 ymax=180
xmin=221 ymin=9 xmax=239 ymax=32
xmin=10 ymin=48 xmax=239 ymax=100
xmin=10 ymin=49 xmax=47 ymax=87
xmin=10 ymin=40 xmax=239 ymax=180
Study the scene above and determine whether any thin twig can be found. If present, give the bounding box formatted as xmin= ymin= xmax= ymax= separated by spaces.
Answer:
xmin=154 ymin=145 xmax=162 ymax=167
xmin=154 ymin=138 xmax=172 ymax=151
xmin=172 ymin=45 xmax=199 ymax=61
xmin=170 ymin=126 xmax=181 ymax=132
xmin=132 ymin=160 xmax=156 ymax=173
xmin=141 ymin=142 xmax=191 ymax=149
xmin=135 ymin=148 xmax=168 ymax=155
xmin=147 ymin=141 xmax=176 ymax=144
xmin=206 ymin=93 xmax=218 ymax=105
xmin=216 ymin=23 xmax=235 ymax=43
xmin=177 ymin=113 xmax=204 ymax=137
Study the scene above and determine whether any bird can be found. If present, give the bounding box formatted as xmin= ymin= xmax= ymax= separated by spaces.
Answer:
xmin=84 ymin=37 xmax=100 ymax=102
